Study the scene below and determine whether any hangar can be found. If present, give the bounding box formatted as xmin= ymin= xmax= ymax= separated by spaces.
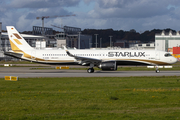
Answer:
xmin=155 ymin=30 xmax=180 ymax=52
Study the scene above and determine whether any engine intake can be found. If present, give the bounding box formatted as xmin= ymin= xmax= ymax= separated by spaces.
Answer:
xmin=99 ymin=61 xmax=117 ymax=71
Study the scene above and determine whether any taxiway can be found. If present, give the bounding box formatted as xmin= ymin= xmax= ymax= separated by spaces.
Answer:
xmin=0 ymin=67 xmax=180 ymax=78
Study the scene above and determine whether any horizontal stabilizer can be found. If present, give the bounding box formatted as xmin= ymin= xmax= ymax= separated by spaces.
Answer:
xmin=4 ymin=51 xmax=23 ymax=58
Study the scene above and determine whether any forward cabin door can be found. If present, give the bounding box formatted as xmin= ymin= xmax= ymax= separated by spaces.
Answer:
xmin=155 ymin=51 xmax=160 ymax=60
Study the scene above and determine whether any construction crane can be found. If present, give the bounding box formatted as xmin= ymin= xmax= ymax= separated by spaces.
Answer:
xmin=36 ymin=14 xmax=76 ymax=35
xmin=51 ymin=24 xmax=64 ymax=30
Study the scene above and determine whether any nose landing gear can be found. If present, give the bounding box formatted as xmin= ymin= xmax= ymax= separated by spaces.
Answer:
xmin=155 ymin=66 xmax=160 ymax=73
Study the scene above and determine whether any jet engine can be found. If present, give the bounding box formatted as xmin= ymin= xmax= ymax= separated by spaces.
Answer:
xmin=98 ymin=61 xmax=117 ymax=71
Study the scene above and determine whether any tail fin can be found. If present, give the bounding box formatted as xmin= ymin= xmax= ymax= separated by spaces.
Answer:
xmin=6 ymin=26 xmax=33 ymax=52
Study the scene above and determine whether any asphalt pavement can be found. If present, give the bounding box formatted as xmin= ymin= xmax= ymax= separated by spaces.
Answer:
xmin=0 ymin=66 xmax=180 ymax=78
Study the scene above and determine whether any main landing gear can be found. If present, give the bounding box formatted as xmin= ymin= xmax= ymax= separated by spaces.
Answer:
xmin=87 ymin=68 xmax=94 ymax=73
xmin=87 ymin=63 xmax=94 ymax=73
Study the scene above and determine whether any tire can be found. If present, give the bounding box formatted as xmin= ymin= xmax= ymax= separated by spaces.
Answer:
xmin=92 ymin=68 xmax=94 ymax=73
xmin=87 ymin=68 xmax=94 ymax=73
xmin=87 ymin=68 xmax=92 ymax=73
xmin=156 ymin=70 xmax=160 ymax=73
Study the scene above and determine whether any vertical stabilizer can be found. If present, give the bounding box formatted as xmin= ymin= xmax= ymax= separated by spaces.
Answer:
xmin=6 ymin=26 xmax=33 ymax=52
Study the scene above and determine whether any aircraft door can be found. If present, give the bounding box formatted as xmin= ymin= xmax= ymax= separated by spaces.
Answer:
xmin=31 ymin=51 xmax=36 ymax=60
xmin=155 ymin=51 xmax=160 ymax=60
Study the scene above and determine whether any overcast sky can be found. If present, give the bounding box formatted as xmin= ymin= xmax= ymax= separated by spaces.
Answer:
xmin=1 ymin=0 xmax=180 ymax=32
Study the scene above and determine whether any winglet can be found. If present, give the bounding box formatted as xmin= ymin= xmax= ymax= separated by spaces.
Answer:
xmin=63 ymin=46 xmax=74 ymax=57
xmin=63 ymin=45 xmax=67 ymax=51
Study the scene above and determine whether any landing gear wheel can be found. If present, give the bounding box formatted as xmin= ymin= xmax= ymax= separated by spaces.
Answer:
xmin=92 ymin=68 xmax=94 ymax=73
xmin=155 ymin=66 xmax=160 ymax=73
xmin=156 ymin=70 xmax=160 ymax=73
xmin=87 ymin=68 xmax=94 ymax=73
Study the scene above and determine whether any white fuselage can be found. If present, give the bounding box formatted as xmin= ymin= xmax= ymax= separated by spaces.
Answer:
xmin=21 ymin=49 xmax=177 ymax=66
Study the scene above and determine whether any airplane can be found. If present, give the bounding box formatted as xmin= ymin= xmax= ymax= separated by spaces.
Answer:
xmin=5 ymin=26 xmax=178 ymax=73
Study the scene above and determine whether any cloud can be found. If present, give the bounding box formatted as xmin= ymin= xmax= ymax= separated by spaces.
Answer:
xmin=25 ymin=7 xmax=71 ymax=20
xmin=80 ymin=0 xmax=180 ymax=31
xmin=7 ymin=0 xmax=80 ymax=8
xmin=1 ymin=0 xmax=180 ymax=32
xmin=89 ymin=0 xmax=177 ymax=19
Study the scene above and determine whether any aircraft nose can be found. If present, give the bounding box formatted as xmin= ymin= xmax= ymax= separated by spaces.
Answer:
xmin=170 ymin=57 xmax=178 ymax=64
xmin=172 ymin=57 xmax=178 ymax=64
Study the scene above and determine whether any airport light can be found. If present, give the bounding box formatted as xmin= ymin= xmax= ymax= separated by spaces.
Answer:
xmin=89 ymin=38 xmax=92 ymax=48
xmin=78 ymin=32 xmax=81 ymax=49
xmin=109 ymin=36 xmax=113 ymax=48
xmin=94 ymin=34 xmax=98 ymax=48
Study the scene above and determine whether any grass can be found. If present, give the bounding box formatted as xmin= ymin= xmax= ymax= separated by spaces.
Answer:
xmin=0 ymin=76 xmax=180 ymax=119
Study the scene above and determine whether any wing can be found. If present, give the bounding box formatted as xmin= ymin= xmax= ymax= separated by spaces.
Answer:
xmin=64 ymin=46 xmax=102 ymax=65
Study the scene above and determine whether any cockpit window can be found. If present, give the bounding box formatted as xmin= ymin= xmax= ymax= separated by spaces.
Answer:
xmin=164 ymin=53 xmax=172 ymax=57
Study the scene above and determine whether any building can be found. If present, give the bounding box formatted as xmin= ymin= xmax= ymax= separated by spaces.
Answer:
xmin=32 ymin=26 xmax=92 ymax=49
xmin=129 ymin=42 xmax=155 ymax=50
xmin=155 ymin=30 xmax=180 ymax=52
xmin=55 ymin=26 xmax=92 ymax=49
xmin=0 ymin=22 xmax=3 ymax=60
xmin=114 ymin=40 xmax=127 ymax=48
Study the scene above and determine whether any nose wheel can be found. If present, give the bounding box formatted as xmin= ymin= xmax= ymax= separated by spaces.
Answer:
xmin=155 ymin=66 xmax=160 ymax=73
xmin=156 ymin=70 xmax=160 ymax=73
xmin=87 ymin=68 xmax=94 ymax=73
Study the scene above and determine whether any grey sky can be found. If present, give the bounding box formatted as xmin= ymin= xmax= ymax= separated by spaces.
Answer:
xmin=0 ymin=0 xmax=180 ymax=32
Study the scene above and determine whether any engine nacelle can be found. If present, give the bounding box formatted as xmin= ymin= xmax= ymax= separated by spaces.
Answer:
xmin=98 ymin=61 xmax=117 ymax=71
